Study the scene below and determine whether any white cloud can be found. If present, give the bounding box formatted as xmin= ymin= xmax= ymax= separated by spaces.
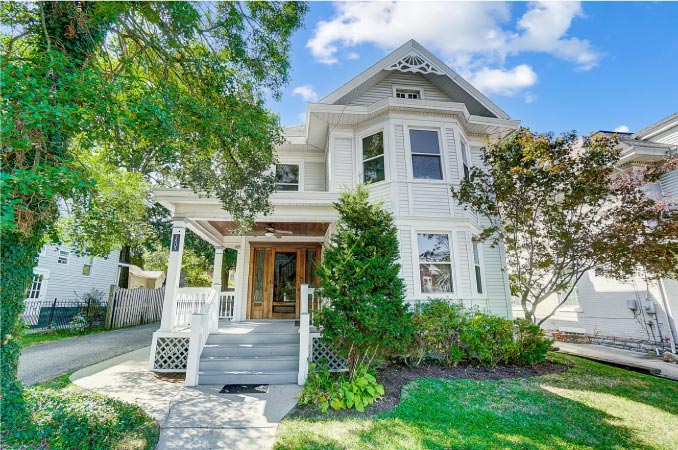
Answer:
xmin=306 ymin=1 xmax=600 ymax=95
xmin=524 ymin=91 xmax=537 ymax=104
xmin=470 ymin=65 xmax=538 ymax=96
xmin=346 ymin=52 xmax=360 ymax=60
xmin=614 ymin=125 xmax=630 ymax=133
xmin=292 ymin=85 xmax=319 ymax=103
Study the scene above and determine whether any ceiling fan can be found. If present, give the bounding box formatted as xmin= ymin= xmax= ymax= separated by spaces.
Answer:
xmin=253 ymin=224 xmax=293 ymax=239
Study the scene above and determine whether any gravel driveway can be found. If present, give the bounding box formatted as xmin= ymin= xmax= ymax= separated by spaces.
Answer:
xmin=18 ymin=323 xmax=157 ymax=385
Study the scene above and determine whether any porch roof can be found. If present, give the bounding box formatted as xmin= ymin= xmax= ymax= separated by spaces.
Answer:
xmin=153 ymin=189 xmax=339 ymax=247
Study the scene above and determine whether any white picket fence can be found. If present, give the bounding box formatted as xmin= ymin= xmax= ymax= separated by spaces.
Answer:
xmin=106 ymin=285 xmax=164 ymax=329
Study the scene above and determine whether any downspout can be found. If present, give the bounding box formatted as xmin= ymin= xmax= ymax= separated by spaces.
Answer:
xmin=658 ymin=279 xmax=677 ymax=354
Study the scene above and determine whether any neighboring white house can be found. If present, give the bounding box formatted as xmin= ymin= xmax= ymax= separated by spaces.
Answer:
xmin=27 ymin=244 xmax=121 ymax=305
xmin=148 ymin=40 xmax=519 ymax=386
xmin=518 ymin=113 xmax=678 ymax=354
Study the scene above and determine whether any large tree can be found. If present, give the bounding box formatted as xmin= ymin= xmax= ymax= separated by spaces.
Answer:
xmin=1 ymin=0 xmax=306 ymax=419
xmin=452 ymin=128 xmax=677 ymax=325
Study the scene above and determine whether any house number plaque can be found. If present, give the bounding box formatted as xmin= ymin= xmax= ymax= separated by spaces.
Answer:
xmin=171 ymin=233 xmax=181 ymax=252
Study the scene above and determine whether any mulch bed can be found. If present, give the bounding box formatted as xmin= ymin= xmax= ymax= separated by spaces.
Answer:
xmin=288 ymin=360 xmax=568 ymax=419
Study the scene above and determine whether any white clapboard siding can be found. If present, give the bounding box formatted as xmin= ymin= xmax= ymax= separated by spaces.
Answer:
xmin=333 ymin=137 xmax=354 ymax=189
xmin=398 ymin=225 xmax=415 ymax=298
xmin=482 ymin=241 xmax=510 ymax=318
xmin=366 ymin=182 xmax=392 ymax=210
xmin=456 ymin=231 xmax=473 ymax=298
xmin=34 ymin=245 xmax=120 ymax=302
xmin=304 ymin=161 xmax=327 ymax=191
xmin=394 ymin=124 xmax=408 ymax=181
xmin=348 ymin=72 xmax=450 ymax=106
xmin=660 ymin=169 xmax=678 ymax=201
xmin=651 ymin=127 xmax=678 ymax=145
xmin=411 ymin=184 xmax=451 ymax=216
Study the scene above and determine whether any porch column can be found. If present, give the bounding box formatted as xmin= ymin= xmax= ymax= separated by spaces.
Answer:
xmin=212 ymin=246 xmax=224 ymax=290
xmin=159 ymin=219 xmax=186 ymax=331
xmin=232 ymin=236 xmax=247 ymax=321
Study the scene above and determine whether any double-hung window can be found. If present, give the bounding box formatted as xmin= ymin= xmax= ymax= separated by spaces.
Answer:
xmin=362 ymin=131 xmax=385 ymax=183
xmin=558 ymin=288 xmax=580 ymax=307
xmin=417 ymin=233 xmax=453 ymax=293
xmin=410 ymin=129 xmax=443 ymax=180
xmin=471 ymin=240 xmax=483 ymax=294
xmin=57 ymin=250 xmax=70 ymax=265
xmin=275 ymin=164 xmax=300 ymax=191
xmin=82 ymin=256 xmax=93 ymax=276
xmin=27 ymin=274 xmax=44 ymax=299
xmin=460 ymin=140 xmax=471 ymax=181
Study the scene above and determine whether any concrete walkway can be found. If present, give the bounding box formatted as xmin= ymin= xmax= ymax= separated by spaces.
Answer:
xmin=557 ymin=342 xmax=678 ymax=381
xmin=19 ymin=322 xmax=157 ymax=385
xmin=71 ymin=347 xmax=301 ymax=450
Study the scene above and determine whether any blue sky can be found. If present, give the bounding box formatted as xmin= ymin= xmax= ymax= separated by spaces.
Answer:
xmin=266 ymin=1 xmax=678 ymax=135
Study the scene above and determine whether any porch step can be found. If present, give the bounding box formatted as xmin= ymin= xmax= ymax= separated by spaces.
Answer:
xmin=198 ymin=370 xmax=298 ymax=386
xmin=206 ymin=332 xmax=299 ymax=345
xmin=201 ymin=343 xmax=300 ymax=357
xmin=199 ymin=355 xmax=298 ymax=372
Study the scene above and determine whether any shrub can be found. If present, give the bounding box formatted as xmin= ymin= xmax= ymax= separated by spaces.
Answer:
xmin=513 ymin=319 xmax=553 ymax=365
xmin=408 ymin=301 xmax=552 ymax=367
xmin=461 ymin=312 xmax=515 ymax=366
xmin=317 ymin=186 xmax=413 ymax=376
xmin=299 ymin=363 xmax=385 ymax=413
xmin=409 ymin=300 xmax=465 ymax=365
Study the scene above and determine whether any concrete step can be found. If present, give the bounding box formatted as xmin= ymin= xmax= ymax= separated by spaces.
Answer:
xmin=206 ymin=332 xmax=299 ymax=345
xmin=199 ymin=355 xmax=298 ymax=372
xmin=201 ymin=343 xmax=300 ymax=357
xmin=198 ymin=370 xmax=298 ymax=385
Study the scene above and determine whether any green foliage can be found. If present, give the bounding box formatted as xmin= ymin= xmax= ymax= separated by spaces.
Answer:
xmin=4 ymin=386 xmax=158 ymax=449
xmin=143 ymin=243 xmax=212 ymax=287
xmin=408 ymin=300 xmax=552 ymax=367
xmin=70 ymin=289 xmax=107 ymax=332
xmin=409 ymin=300 xmax=465 ymax=365
xmin=298 ymin=363 xmax=385 ymax=414
xmin=451 ymin=128 xmax=678 ymax=325
xmin=317 ymin=186 xmax=413 ymax=375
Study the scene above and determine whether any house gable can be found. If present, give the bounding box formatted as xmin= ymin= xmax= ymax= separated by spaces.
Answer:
xmin=321 ymin=40 xmax=509 ymax=119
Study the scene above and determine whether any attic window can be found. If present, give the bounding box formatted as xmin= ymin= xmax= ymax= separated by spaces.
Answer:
xmin=395 ymin=88 xmax=421 ymax=100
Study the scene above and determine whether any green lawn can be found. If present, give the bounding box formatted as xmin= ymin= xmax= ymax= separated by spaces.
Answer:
xmin=275 ymin=354 xmax=678 ymax=450
xmin=4 ymin=372 xmax=159 ymax=449
xmin=21 ymin=326 xmax=107 ymax=347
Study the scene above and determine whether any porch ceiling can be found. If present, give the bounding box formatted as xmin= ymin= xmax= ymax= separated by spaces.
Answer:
xmin=202 ymin=220 xmax=330 ymax=238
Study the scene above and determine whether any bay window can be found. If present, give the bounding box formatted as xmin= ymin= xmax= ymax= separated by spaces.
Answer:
xmin=410 ymin=129 xmax=442 ymax=180
xmin=362 ymin=131 xmax=385 ymax=183
xmin=417 ymin=233 xmax=453 ymax=293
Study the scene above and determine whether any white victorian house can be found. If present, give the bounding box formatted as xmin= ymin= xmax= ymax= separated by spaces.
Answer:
xmin=149 ymin=40 xmax=519 ymax=386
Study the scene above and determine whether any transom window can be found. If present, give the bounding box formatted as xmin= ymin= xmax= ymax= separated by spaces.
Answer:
xmin=417 ymin=233 xmax=453 ymax=293
xmin=460 ymin=140 xmax=471 ymax=181
xmin=472 ymin=240 xmax=483 ymax=294
xmin=275 ymin=164 xmax=300 ymax=191
xmin=57 ymin=250 xmax=70 ymax=265
xmin=395 ymin=88 xmax=421 ymax=99
xmin=410 ymin=129 xmax=443 ymax=180
xmin=362 ymin=131 xmax=385 ymax=183
xmin=82 ymin=256 xmax=93 ymax=277
xmin=28 ymin=274 xmax=44 ymax=299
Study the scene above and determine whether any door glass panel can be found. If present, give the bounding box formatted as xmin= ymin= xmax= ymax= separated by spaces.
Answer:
xmin=252 ymin=249 xmax=265 ymax=304
xmin=274 ymin=252 xmax=297 ymax=303
xmin=305 ymin=249 xmax=319 ymax=287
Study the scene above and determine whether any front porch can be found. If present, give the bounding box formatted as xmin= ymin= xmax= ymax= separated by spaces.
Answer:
xmin=149 ymin=190 xmax=340 ymax=386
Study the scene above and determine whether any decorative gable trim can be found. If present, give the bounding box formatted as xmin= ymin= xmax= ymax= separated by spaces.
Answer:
xmin=385 ymin=51 xmax=444 ymax=76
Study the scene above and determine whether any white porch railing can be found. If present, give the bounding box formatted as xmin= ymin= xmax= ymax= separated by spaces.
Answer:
xmin=219 ymin=289 xmax=235 ymax=320
xmin=185 ymin=287 xmax=220 ymax=386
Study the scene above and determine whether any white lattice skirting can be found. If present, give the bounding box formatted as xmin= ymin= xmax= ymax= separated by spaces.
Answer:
xmin=153 ymin=336 xmax=189 ymax=371
xmin=311 ymin=336 xmax=347 ymax=372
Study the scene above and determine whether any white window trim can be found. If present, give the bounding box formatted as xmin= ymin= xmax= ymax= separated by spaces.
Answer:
xmin=459 ymin=135 xmax=472 ymax=183
xmin=412 ymin=229 xmax=456 ymax=298
xmin=469 ymin=235 xmax=486 ymax=296
xmin=357 ymin=126 xmax=388 ymax=185
xmin=27 ymin=268 xmax=50 ymax=302
xmin=405 ymin=124 xmax=447 ymax=183
xmin=274 ymin=160 xmax=304 ymax=192
xmin=392 ymin=85 xmax=424 ymax=100
xmin=557 ymin=288 xmax=583 ymax=312
xmin=57 ymin=249 xmax=70 ymax=266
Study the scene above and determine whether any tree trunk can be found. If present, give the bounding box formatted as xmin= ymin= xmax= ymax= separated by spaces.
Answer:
xmin=1 ymin=227 xmax=46 ymax=419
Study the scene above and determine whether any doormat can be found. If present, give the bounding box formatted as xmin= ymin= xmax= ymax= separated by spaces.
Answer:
xmin=219 ymin=384 xmax=269 ymax=394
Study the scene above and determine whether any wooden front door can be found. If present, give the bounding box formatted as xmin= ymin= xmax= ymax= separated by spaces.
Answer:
xmin=247 ymin=244 xmax=321 ymax=319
